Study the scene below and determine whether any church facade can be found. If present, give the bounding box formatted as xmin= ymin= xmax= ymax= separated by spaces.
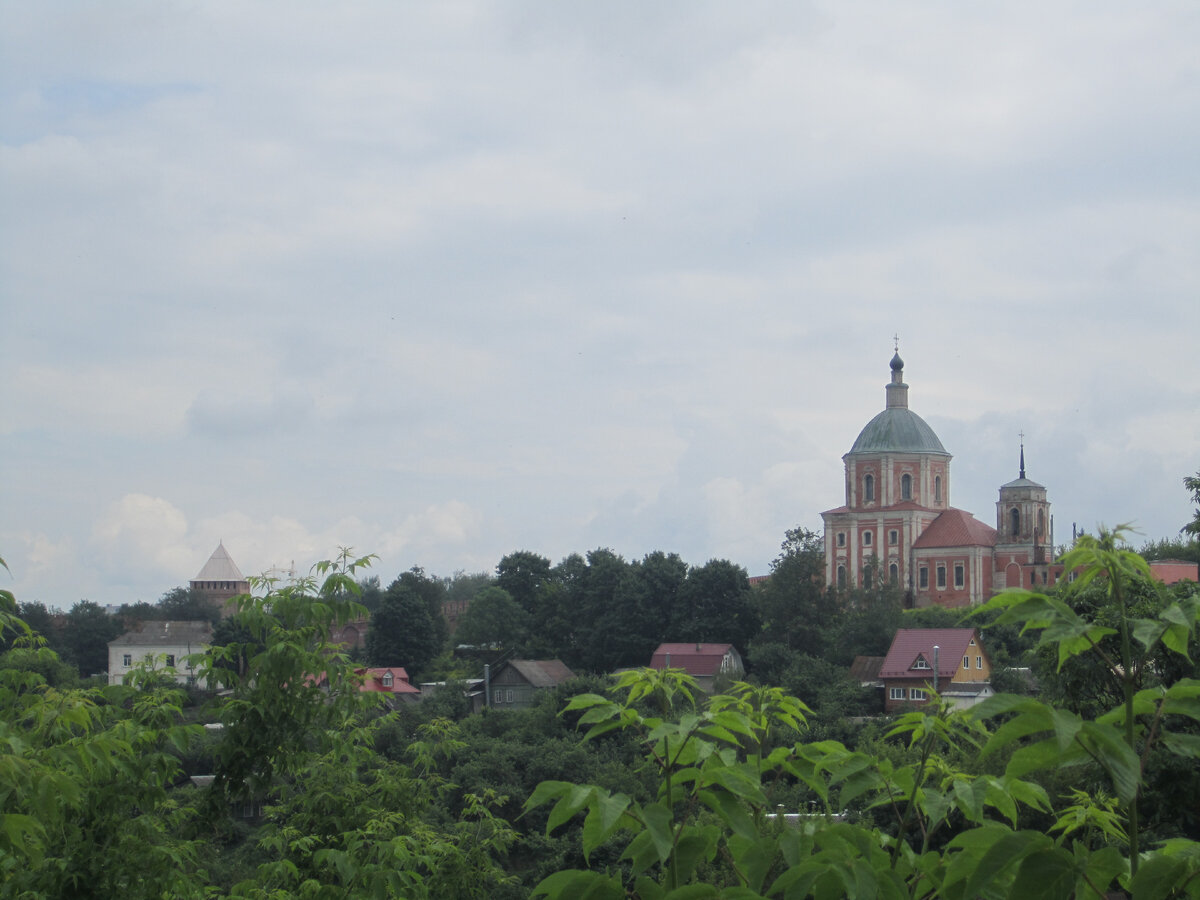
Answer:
xmin=821 ymin=353 xmax=1059 ymax=608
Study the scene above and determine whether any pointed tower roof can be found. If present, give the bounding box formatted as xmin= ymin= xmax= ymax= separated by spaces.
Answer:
xmin=193 ymin=542 xmax=246 ymax=582
xmin=1000 ymin=439 xmax=1044 ymax=490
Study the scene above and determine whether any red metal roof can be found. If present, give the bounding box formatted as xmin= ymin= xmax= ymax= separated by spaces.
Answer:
xmin=355 ymin=667 xmax=420 ymax=695
xmin=650 ymin=643 xmax=735 ymax=677
xmin=912 ymin=508 xmax=998 ymax=549
xmin=880 ymin=628 xmax=981 ymax=680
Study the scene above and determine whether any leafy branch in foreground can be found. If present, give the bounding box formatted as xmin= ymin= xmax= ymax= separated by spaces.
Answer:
xmin=527 ymin=528 xmax=1200 ymax=899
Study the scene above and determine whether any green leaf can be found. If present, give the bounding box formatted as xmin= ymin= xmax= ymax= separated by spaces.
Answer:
xmin=1128 ymin=853 xmax=1187 ymax=900
xmin=960 ymin=829 xmax=1052 ymax=899
xmin=672 ymin=830 xmax=718 ymax=885
xmin=642 ymin=801 xmax=675 ymax=864
xmin=701 ymin=762 xmax=768 ymax=806
xmin=1076 ymin=722 xmax=1141 ymax=805
xmin=547 ymin=784 xmax=595 ymax=834
xmin=1078 ymin=845 xmax=1126 ymax=898
xmin=660 ymin=884 xmax=720 ymax=899
xmin=1160 ymin=731 xmax=1200 ymax=760
xmin=700 ymin=788 xmax=757 ymax=841
xmin=531 ymin=869 xmax=625 ymax=900
xmin=1009 ymin=848 xmax=1078 ymax=900
xmin=582 ymin=792 xmax=632 ymax=859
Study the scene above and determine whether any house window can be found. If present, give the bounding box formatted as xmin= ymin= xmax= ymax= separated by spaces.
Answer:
xmin=889 ymin=687 xmax=906 ymax=700
xmin=122 ymin=654 xmax=132 ymax=667
xmin=494 ymin=689 xmax=503 ymax=703
xmin=963 ymin=656 xmax=969 ymax=668
xmin=382 ymin=672 xmax=393 ymax=687
xmin=889 ymin=530 xmax=898 ymax=545
xmin=976 ymin=656 xmax=983 ymax=669
xmin=863 ymin=531 xmax=872 ymax=546
xmin=837 ymin=532 xmax=846 ymax=547
xmin=918 ymin=567 xmax=928 ymax=589
xmin=165 ymin=654 xmax=175 ymax=667
xmin=936 ymin=565 xmax=946 ymax=589
xmin=901 ymin=473 xmax=913 ymax=500
xmin=506 ymin=689 xmax=514 ymax=703
xmin=954 ymin=564 xmax=964 ymax=589
xmin=913 ymin=657 xmax=929 ymax=670
xmin=909 ymin=688 xmax=927 ymax=701
xmin=935 ymin=475 xmax=942 ymax=503
xmin=864 ymin=474 xmax=875 ymax=502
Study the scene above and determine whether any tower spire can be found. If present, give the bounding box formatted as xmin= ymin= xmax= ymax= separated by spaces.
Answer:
xmin=886 ymin=340 xmax=908 ymax=409
xmin=1019 ymin=432 xmax=1026 ymax=479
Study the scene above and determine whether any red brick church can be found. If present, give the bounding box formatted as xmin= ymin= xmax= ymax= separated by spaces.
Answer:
xmin=821 ymin=350 xmax=1060 ymax=608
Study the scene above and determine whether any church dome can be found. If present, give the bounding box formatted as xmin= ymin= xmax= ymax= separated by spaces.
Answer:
xmin=848 ymin=350 xmax=950 ymax=456
xmin=849 ymin=407 xmax=949 ymax=455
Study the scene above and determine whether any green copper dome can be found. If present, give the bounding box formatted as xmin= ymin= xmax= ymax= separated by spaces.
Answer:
xmin=848 ymin=351 xmax=950 ymax=456
xmin=849 ymin=408 xmax=949 ymax=455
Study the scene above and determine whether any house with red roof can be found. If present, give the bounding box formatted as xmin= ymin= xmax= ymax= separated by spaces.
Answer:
xmin=880 ymin=628 xmax=993 ymax=713
xmin=649 ymin=642 xmax=745 ymax=693
xmin=355 ymin=667 xmax=421 ymax=706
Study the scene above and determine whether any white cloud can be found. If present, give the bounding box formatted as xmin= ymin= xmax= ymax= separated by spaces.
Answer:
xmin=1 ymin=2 xmax=1198 ymax=608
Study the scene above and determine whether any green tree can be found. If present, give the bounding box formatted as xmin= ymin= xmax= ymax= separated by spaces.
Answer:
xmin=671 ymin=558 xmax=759 ymax=652
xmin=754 ymin=526 xmax=839 ymax=657
xmin=1184 ymin=469 xmax=1200 ymax=537
xmin=59 ymin=599 xmax=123 ymax=676
xmin=455 ymin=586 xmax=529 ymax=651
xmin=496 ymin=551 xmax=553 ymax=616
xmin=1142 ymin=535 xmax=1200 ymax=565
xmin=365 ymin=577 xmax=440 ymax=677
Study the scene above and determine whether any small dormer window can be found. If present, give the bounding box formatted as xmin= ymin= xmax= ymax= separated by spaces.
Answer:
xmin=382 ymin=672 xmax=393 ymax=687
xmin=912 ymin=656 xmax=930 ymax=670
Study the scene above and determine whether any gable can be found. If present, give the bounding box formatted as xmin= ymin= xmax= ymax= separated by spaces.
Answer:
xmin=880 ymin=628 xmax=982 ymax=680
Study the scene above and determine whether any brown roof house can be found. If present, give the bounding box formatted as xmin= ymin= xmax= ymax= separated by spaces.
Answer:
xmin=880 ymin=628 xmax=993 ymax=713
xmin=108 ymin=620 xmax=213 ymax=687
xmin=649 ymin=642 xmax=745 ymax=694
xmin=477 ymin=659 xmax=576 ymax=712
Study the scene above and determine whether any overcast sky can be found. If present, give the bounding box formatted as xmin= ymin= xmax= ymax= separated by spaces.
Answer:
xmin=2 ymin=2 xmax=1198 ymax=609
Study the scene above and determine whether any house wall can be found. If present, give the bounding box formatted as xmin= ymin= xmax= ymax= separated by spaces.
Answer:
xmin=108 ymin=641 xmax=209 ymax=686
xmin=488 ymin=667 xmax=539 ymax=709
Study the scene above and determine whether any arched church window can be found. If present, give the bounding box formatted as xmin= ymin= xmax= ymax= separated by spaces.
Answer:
xmin=864 ymin=474 xmax=875 ymax=502
xmin=935 ymin=475 xmax=942 ymax=503
xmin=836 ymin=565 xmax=846 ymax=589
xmin=1010 ymin=507 xmax=1020 ymax=536
xmin=901 ymin=474 xmax=913 ymax=500
xmin=889 ymin=563 xmax=899 ymax=584
xmin=1037 ymin=509 xmax=1045 ymax=537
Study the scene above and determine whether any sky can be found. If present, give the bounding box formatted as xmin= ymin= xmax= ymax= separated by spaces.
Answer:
xmin=2 ymin=2 xmax=1198 ymax=610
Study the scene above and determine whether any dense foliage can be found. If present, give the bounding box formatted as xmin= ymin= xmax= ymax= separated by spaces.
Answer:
xmin=3 ymin=510 xmax=1200 ymax=897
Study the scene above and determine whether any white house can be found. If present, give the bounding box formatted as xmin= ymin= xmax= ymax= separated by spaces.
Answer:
xmin=108 ymin=620 xmax=213 ymax=686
